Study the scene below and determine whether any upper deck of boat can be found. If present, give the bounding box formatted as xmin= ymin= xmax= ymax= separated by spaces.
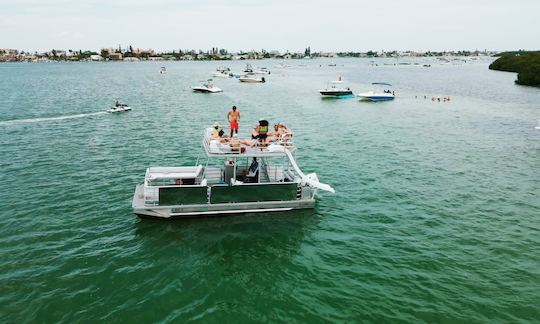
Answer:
xmin=202 ymin=127 xmax=295 ymax=158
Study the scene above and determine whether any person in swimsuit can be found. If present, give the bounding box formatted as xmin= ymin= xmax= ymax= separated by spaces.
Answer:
xmin=227 ymin=105 xmax=240 ymax=137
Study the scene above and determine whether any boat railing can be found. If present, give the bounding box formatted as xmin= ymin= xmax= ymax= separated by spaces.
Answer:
xmin=202 ymin=128 xmax=294 ymax=156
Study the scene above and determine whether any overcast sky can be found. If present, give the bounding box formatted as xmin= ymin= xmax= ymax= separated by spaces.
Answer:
xmin=1 ymin=0 xmax=538 ymax=52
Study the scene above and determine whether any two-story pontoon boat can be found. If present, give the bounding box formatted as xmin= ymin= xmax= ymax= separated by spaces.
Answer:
xmin=132 ymin=126 xmax=334 ymax=218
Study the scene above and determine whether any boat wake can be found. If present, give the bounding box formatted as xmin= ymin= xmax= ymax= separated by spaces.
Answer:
xmin=0 ymin=112 xmax=107 ymax=126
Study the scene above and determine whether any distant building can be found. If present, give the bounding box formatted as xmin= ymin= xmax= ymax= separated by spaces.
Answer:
xmin=319 ymin=52 xmax=336 ymax=58
xmin=109 ymin=53 xmax=123 ymax=61
xmin=0 ymin=49 xmax=19 ymax=62
xmin=132 ymin=48 xmax=155 ymax=56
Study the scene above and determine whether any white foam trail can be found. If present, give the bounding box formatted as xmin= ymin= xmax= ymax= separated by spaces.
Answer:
xmin=0 ymin=112 xmax=107 ymax=126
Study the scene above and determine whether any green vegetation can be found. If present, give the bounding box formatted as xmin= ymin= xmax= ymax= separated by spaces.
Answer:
xmin=489 ymin=51 xmax=540 ymax=87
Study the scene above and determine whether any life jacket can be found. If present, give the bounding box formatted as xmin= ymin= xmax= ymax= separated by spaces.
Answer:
xmin=258 ymin=120 xmax=269 ymax=136
xmin=258 ymin=125 xmax=268 ymax=135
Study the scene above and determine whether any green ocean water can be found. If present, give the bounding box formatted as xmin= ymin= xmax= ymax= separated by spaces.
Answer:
xmin=0 ymin=59 xmax=539 ymax=322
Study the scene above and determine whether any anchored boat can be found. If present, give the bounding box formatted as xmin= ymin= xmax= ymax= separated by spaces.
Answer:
xmin=239 ymin=74 xmax=266 ymax=83
xmin=192 ymin=79 xmax=223 ymax=93
xmin=357 ymin=82 xmax=395 ymax=102
xmin=212 ymin=66 xmax=233 ymax=78
xmin=132 ymin=126 xmax=334 ymax=219
xmin=319 ymin=77 xmax=353 ymax=98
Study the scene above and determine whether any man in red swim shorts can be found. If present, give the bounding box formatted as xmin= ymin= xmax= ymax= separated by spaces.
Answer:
xmin=227 ymin=105 xmax=240 ymax=137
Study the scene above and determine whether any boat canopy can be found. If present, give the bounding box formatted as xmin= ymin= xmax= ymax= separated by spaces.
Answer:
xmin=372 ymin=82 xmax=392 ymax=86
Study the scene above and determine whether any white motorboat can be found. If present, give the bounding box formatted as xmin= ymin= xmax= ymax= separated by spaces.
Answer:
xmin=239 ymin=74 xmax=266 ymax=83
xmin=357 ymin=82 xmax=395 ymax=102
xmin=536 ymin=120 xmax=540 ymax=130
xmin=107 ymin=102 xmax=131 ymax=113
xmin=319 ymin=77 xmax=353 ymax=97
xmin=275 ymin=63 xmax=291 ymax=68
xmin=244 ymin=63 xmax=254 ymax=73
xmin=212 ymin=67 xmax=233 ymax=78
xmin=160 ymin=67 xmax=166 ymax=74
xmin=253 ymin=67 xmax=271 ymax=75
xmin=192 ymin=79 xmax=223 ymax=93
xmin=131 ymin=124 xmax=335 ymax=219
xmin=212 ymin=71 xmax=233 ymax=78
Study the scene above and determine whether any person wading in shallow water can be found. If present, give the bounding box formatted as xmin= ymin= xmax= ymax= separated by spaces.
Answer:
xmin=227 ymin=105 xmax=240 ymax=137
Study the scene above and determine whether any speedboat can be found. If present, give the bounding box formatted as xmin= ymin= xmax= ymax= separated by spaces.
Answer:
xmin=239 ymin=74 xmax=266 ymax=83
xmin=536 ymin=120 xmax=540 ymax=130
xmin=107 ymin=102 xmax=131 ymax=113
xmin=212 ymin=67 xmax=233 ymax=78
xmin=244 ymin=63 xmax=254 ymax=73
xmin=131 ymin=125 xmax=335 ymax=219
xmin=192 ymin=79 xmax=223 ymax=93
xmin=319 ymin=77 xmax=353 ymax=97
xmin=212 ymin=71 xmax=233 ymax=78
xmin=328 ymin=62 xmax=337 ymax=66
xmin=160 ymin=67 xmax=166 ymax=74
xmin=275 ymin=63 xmax=291 ymax=68
xmin=357 ymin=82 xmax=395 ymax=102
xmin=253 ymin=67 xmax=271 ymax=75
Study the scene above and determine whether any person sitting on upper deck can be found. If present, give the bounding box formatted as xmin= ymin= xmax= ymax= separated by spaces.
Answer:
xmin=229 ymin=134 xmax=249 ymax=153
xmin=210 ymin=122 xmax=228 ymax=143
xmin=268 ymin=122 xmax=292 ymax=143
xmin=249 ymin=119 xmax=270 ymax=146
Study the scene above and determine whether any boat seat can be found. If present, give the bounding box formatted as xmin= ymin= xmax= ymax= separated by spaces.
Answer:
xmin=146 ymin=165 xmax=202 ymax=181
xmin=243 ymin=162 xmax=259 ymax=183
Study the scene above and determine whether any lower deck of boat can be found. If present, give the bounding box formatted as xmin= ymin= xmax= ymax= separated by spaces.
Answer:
xmin=132 ymin=184 xmax=315 ymax=219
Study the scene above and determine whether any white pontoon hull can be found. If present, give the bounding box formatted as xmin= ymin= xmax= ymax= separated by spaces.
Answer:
xmin=132 ymin=185 xmax=315 ymax=218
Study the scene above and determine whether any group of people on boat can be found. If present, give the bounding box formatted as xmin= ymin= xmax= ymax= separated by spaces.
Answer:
xmin=209 ymin=105 xmax=293 ymax=152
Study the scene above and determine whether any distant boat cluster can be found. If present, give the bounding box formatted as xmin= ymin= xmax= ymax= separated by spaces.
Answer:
xmin=190 ymin=64 xmax=269 ymax=93
xmin=319 ymin=78 xmax=395 ymax=102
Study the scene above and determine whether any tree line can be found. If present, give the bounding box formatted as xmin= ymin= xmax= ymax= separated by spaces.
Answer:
xmin=489 ymin=51 xmax=540 ymax=87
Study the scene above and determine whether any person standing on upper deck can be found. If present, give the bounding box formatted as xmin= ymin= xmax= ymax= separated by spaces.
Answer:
xmin=227 ymin=105 xmax=240 ymax=137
